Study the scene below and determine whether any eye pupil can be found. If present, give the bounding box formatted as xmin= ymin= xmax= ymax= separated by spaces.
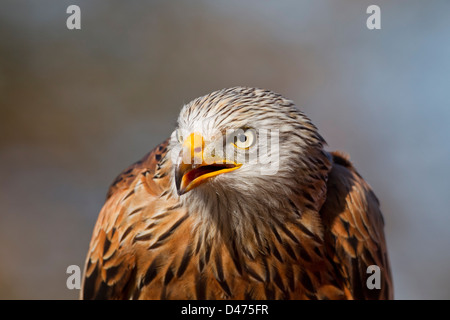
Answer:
xmin=232 ymin=129 xmax=254 ymax=149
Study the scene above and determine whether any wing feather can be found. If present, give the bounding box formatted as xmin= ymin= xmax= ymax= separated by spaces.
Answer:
xmin=81 ymin=140 xmax=170 ymax=299
xmin=320 ymin=152 xmax=393 ymax=299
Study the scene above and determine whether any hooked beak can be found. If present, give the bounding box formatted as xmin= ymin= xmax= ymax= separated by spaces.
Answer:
xmin=175 ymin=132 xmax=241 ymax=195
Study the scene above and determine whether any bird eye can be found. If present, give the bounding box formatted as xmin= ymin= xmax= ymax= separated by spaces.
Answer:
xmin=233 ymin=129 xmax=256 ymax=149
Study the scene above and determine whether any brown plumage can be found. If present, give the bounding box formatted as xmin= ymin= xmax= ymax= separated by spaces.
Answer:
xmin=81 ymin=87 xmax=393 ymax=300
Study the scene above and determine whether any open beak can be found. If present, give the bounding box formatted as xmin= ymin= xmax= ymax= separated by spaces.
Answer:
xmin=175 ymin=132 xmax=241 ymax=195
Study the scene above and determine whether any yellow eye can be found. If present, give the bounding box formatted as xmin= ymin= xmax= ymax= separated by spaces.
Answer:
xmin=233 ymin=129 xmax=256 ymax=149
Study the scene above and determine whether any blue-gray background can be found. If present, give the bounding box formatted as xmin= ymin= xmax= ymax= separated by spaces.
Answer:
xmin=0 ymin=0 xmax=449 ymax=299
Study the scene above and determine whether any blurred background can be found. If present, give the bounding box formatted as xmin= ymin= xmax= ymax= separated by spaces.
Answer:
xmin=0 ymin=0 xmax=449 ymax=299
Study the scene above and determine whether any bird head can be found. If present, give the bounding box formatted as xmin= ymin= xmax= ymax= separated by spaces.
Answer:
xmin=169 ymin=87 xmax=327 ymax=203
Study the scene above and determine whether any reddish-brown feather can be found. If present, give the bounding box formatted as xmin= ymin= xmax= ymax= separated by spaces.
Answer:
xmin=320 ymin=152 xmax=393 ymax=299
xmin=81 ymin=142 xmax=393 ymax=300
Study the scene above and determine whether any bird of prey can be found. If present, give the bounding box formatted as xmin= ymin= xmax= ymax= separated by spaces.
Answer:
xmin=81 ymin=87 xmax=393 ymax=300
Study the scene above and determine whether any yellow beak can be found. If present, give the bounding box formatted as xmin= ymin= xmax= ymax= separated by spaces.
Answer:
xmin=175 ymin=132 xmax=241 ymax=195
